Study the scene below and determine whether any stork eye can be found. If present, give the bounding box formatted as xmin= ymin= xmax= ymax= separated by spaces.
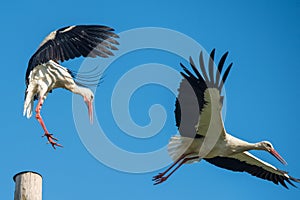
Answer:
xmin=266 ymin=143 xmax=272 ymax=148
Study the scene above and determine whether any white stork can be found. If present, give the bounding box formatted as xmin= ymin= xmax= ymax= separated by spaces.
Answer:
xmin=153 ymin=49 xmax=300 ymax=188
xmin=23 ymin=25 xmax=119 ymax=148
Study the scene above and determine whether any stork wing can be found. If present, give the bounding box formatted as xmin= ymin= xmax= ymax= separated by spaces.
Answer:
xmin=26 ymin=25 xmax=119 ymax=84
xmin=175 ymin=49 xmax=232 ymax=138
xmin=205 ymin=152 xmax=300 ymax=188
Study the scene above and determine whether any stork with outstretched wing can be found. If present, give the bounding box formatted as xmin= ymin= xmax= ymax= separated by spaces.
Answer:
xmin=23 ymin=25 xmax=119 ymax=148
xmin=153 ymin=49 xmax=300 ymax=188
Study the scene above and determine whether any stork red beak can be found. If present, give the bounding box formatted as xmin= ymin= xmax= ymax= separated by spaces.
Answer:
xmin=84 ymin=98 xmax=93 ymax=124
xmin=270 ymin=149 xmax=287 ymax=165
xmin=88 ymin=100 xmax=93 ymax=124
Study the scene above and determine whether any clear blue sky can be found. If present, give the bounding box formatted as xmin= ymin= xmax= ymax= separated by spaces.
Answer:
xmin=1 ymin=0 xmax=300 ymax=199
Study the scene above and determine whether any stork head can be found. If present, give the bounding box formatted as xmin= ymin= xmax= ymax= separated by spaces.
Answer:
xmin=259 ymin=141 xmax=287 ymax=165
xmin=80 ymin=88 xmax=94 ymax=124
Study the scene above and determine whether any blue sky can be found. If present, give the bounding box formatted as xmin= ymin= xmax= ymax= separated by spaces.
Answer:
xmin=1 ymin=0 xmax=300 ymax=199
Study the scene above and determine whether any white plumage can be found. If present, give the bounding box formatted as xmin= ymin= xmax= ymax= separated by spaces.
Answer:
xmin=24 ymin=61 xmax=80 ymax=117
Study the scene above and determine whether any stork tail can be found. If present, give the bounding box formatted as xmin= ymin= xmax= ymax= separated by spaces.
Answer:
xmin=23 ymin=92 xmax=34 ymax=118
xmin=168 ymin=135 xmax=199 ymax=164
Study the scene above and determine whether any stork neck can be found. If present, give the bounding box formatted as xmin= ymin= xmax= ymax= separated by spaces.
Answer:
xmin=245 ymin=143 xmax=261 ymax=151
xmin=253 ymin=142 xmax=269 ymax=150
xmin=227 ymin=134 xmax=258 ymax=152
xmin=240 ymin=142 xmax=265 ymax=151
xmin=234 ymin=142 xmax=257 ymax=152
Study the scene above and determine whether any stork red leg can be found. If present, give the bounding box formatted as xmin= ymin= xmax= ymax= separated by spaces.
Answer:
xmin=153 ymin=155 xmax=199 ymax=185
xmin=35 ymin=97 xmax=62 ymax=149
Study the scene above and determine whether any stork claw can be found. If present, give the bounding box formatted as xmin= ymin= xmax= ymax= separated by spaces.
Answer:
xmin=153 ymin=176 xmax=168 ymax=185
xmin=152 ymin=173 xmax=164 ymax=181
xmin=42 ymin=133 xmax=58 ymax=141
xmin=152 ymin=172 xmax=169 ymax=185
xmin=43 ymin=132 xmax=63 ymax=149
xmin=46 ymin=141 xmax=63 ymax=149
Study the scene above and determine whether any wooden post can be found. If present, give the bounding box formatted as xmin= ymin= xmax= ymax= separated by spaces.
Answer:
xmin=13 ymin=171 xmax=42 ymax=200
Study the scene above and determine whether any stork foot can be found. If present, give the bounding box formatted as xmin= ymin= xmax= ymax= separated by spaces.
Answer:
xmin=153 ymin=175 xmax=168 ymax=185
xmin=152 ymin=173 xmax=164 ymax=181
xmin=43 ymin=132 xmax=63 ymax=149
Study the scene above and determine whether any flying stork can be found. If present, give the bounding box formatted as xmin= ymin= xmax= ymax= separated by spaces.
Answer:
xmin=23 ymin=25 xmax=119 ymax=148
xmin=153 ymin=49 xmax=300 ymax=188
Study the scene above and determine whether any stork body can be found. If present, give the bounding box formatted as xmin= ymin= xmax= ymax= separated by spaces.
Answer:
xmin=23 ymin=25 xmax=119 ymax=148
xmin=153 ymin=49 xmax=300 ymax=188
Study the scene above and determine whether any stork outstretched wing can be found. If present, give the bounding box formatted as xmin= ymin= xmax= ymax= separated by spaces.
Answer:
xmin=175 ymin=49 xmax=232 ymax=138
xmin=26 ymin=25 xmax=119 ymax=85
xmin=205 ymin=152 xmax=300 ymax=188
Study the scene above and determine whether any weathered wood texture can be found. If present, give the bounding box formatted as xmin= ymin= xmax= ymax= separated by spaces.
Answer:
xmin=13 ymin=171 xmax=42 ymax=200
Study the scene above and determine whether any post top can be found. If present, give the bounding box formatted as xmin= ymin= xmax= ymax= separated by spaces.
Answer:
xmin=13 ymin=171 xmax=42 ymax=182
